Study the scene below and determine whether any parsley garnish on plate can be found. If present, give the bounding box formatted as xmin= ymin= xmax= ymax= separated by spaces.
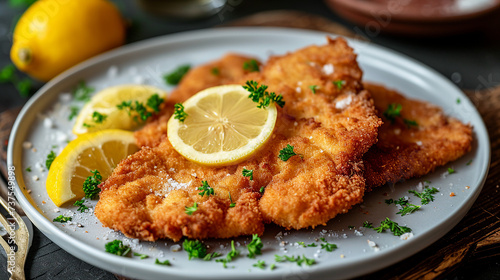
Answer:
xmin=105 ymin=240 xmax=131 ymax=256
xmin=242 ymin=168 xmax=253 ymax=180
xmin=275 ymin=254 xmax=315 ymax=266
xmin=298 ymin=241 xmax=317 ymax=248
xmin=53 ymin=215 xmax=72 ymax=223
xmin=198 ymin=181 xmax=214 ymax=197
xmin=320 ymin=237 xmax=337 ymax=252
xmin=466 ymin=160 xmax=472 ymax=166
xmin=216 ymin=240 xmax=240 ymax=268
xmin=183 ymin=239 xmax=207 ymax=260
xmin=133 ymin=252 xmax=149 ymax=259
xmin=243 ymin=80 xmax=285 ymax=109
xmin=409 ymin=187 xmax=439 ymax=205
xmin=243 ymin=59 xmax=259 ymax=72
xmin=203 ymin=252 xmax=222 ymax=261
xmin=253 ymin=260 xmax=266 ymax=269
xmin=396 ymin=204 xmax=421 ymax=216
xmin=374 ymin=217 xmax=412 ymax=236
xmin=332 ymin=80 xmax=345 ymax=90
xmin=117 ymin=100 xmax=152 ymax=123
xmin=73 ymin=81 xmax=94 ymax=102
xmin=155 ymin=259 xmax=171 ymax=266
xmin=45 ymin=150 xmax=56 ymax=170
xmin=247 ymin=234 xmax=263 ymax=258
xmin=211 ymin=67 xmax=220 ymax=76
xmin=173 ymin=103 xmax=188 ymax=123
xmin=278 ymin=144 xmax=298 ymax=161
xmin=68 ymin=106 xmax=79 ymax=120
xmin=363 ymin=221 xmax=374 ymax=228
xmin=25 ymin=166 xmax=31 ymax=172
xmin=73 ymin=199 xmax=88 ymax=213
xmin=164 ymin=64 xmax=191 ymax=85
xmin=383 ymin=103 xmax=402 ymax=123
xmin=185 ymin=202 xmax=198 ymax=215
xmin=456 ymin=98 xmax=461 ymax=104
xmin=83 ymin=170 xmax=102 ymax=199
xmin=447 ymin=167 xmax=456 ymax=174
xmin=91 ymin=111 xmax=107 ymax=124
xmin=309 ymin=85 xmax=318 ymax=94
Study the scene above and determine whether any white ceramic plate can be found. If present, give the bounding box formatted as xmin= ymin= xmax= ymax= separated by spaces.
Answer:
xmin=8 ymin=27 xmax=490 ymax=280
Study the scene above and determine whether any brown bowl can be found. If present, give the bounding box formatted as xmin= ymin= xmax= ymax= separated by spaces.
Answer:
xmin=325 ymin=0 xmax=500 ymax=36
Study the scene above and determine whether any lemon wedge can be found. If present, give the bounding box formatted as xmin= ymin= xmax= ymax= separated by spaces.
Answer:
xmin=73 ymin=85 xmax=167 ymax=135
xmin=167 ymin=84 xmax=277 ymax=166
xmin=46 ymin=129 xmax=139 ymax=206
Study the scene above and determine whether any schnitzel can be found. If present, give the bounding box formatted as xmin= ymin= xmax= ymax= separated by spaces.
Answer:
xmin=95 ymin=38 xmax=382 ymax=241
xmin=363 ymin=83 xmax=473 ymax=190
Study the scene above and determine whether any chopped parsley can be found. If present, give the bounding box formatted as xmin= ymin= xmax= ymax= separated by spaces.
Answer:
xmin=105 ymin=240 xmax=131 ymax=256
xmin=383 ymin=103 xmax=402 ymax=123
xmin=183 ymin=239 xmax=207 ymax=260
xmin=173 ymin=103 xmax=188 ymax=122
xmin=456 ymin=98 xmax=461 ymax=104
xmin=298 ymin=241 xmax=317 ymax=248
xmin=242 ymin=168 xmax=253 ymax=180
xmin=275 ymin=254 xmax=315 ymax=266
xmin=243 ymin=59 xmax=259 ymax=72
xmin=83 ymin=170 xmax=102 ymax=199
xmin=164 ymin=64 xmax=191 ymax=85
xmin=25 ymin=166 xmax=31 ymax=172
xmin=68 ymin=106 xmax=79 ymax=120
xmin=466 ymin=160 xmax=472 ymax=166
xmin=0 ymin=64 xmax=15 ymax=83
xmin=278 ymin=144 xmax=297 ymax=161
xmin=320 ymin=238 xmax=337 ymax=252
xmin=228 ymin=191 xmax=236 ymax=208
xmin=259 ymin=186 xmax=265 ymax=193
xmin=133 ymin=252 xmax=149 ymax=259
xmin=409 ymin=187 xmax=439 ymax=205
xmin=45 ymin=150 xmax=56 ymax=170
xmin=396 ymin=204 xmax=421 ymax=216
xmin=447 ymin=167 xmax=456 ymax=174
xmin=198 ymin=181 xmax=214 ymax=197
xmin=247 ymin=234 xmax=263 ymax=258
xmin=374 ymin=217 xmax=412 ymax=236
xmin=253 ymin=260 xmax=266 ymax=269
xmin=332 ymin=80 xmax=345 ymax=90
xmin=385 ymin=197 xmax=409 ymax=206
xmin=73 ymin=199 xmax=89 ymax=213
xmin=270 ymin=263 xmax=276 ymax=270
xmin=216 ymin=240 xmax=240 ymax=268
xmin=146 ymin=94 xmax=164 ymax=113
xmin=363 ymin=221 xmax=374 ymax=228
xmin=203 ymin=252 xmax=222 ymax=261
xmin=243 ymin=80 xmax=285 ymax=109
xmin=73 ymin=81 xmax=94 ymax=102
xmin=211 ymin=67 xmax=220 ymax=76
xmin=309 ymin=85 xmax=318 ymax=94
xmin=91 ymin=111 xmax=107 ymax=124
xmin=53 ymin=215 xmax=72 ymax=223
xmin=185 ymin=202 xmax=198 ymax=215
xmin=117 ymin=100 xmax=152 ymax=123
xmin=155 ymin=259 xmax=171 ymax=265
xmin=403 ymin=119 xmax=418 ymax=128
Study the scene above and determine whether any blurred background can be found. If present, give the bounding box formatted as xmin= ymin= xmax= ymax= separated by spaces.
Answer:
xmin=1 ymin=0 xmax=500 ymax=279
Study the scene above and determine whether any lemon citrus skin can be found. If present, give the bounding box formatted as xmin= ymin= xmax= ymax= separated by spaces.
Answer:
xmin=11 ymin=0 xmax=126 ymax=81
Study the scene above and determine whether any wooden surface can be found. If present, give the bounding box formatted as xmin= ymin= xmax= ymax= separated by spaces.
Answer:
xmin=1 ymin=10 xmax=499 ymax=280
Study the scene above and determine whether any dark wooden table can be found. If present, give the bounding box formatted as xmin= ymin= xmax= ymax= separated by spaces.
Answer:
xmin=1 ymin=1 xmax=500 ymax=279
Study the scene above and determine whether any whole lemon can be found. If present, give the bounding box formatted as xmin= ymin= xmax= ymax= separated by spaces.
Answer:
xmin=11 ymin=0 xmax=126 ymax=82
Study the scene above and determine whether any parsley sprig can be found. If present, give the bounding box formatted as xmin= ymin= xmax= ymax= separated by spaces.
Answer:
xmin=45 ymin=150 xmax=56 ymax=170
xmin=53 ymin=215 xmax=72 ymax=223
xmin=275 ymin=254 xmax=315 ymax=266
xmin=105 ymin=240 xmax=131 ymax=256
xmin=373 ymin=218 xmax=412 ymax=236
xmin=243 ymin=59 xmax=259 ymax=72
xmin=278 ymin=144 xmax=300 ymax=161
xmin=320 ymin=238 xmax=337 ymax=252
xmin=409 ymin=187 xmax=439 ymax=205
xmin=216 ymin=240 xmax=240 ymax=268
xmin=173 ymin=103 xmax=188 ymax=122
xmin=383 ymin=103 xmax=402 ymax=123
xmin=155 ymin=258 xmax=171 ymax=265
xmin=247 ymin=234 xmax=263 ymax=258
xmin=183 ymin=239 xmax=207 ymax=260
xmin=74 ymin=199 xmax=89 ymax=213
xmin=83 ymin=170 xmax=102 ymax=199
xmin=185 ymin=202 xmax=198 ymax=215
xmin=253 ymin=260 xmax=266 ymax=269
xmin=242 ymin=168 xmax=253 ymax=180
xmin=73 ymin=81 xmax=94 ymax=102
xmin=164 ymin=64 xmax=191 ymax=85
xmin=198 ymin=181 xmax=214 ymax=197
xmin=243 ymin=80 xmax=285 ymax=109
xmin=133 ymin=252 xmax=149 ymax=259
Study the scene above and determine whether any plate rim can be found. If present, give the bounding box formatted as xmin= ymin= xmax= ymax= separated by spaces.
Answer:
xmin=7 ymin=26 xmax=491 ymax=279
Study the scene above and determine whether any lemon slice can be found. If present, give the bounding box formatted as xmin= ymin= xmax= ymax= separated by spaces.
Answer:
xmin=167 ymin=84 xmax=277 ymax=166
xmin=46 ymin=129 xmax=139 ymax=206
xmin=73 ymin=85 xmax=167 ymax=135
